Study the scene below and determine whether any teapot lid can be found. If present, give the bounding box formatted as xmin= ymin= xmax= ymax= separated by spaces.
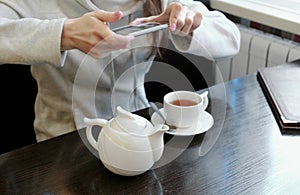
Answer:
xmin=111 ymin=106 xmax=152 ymax=135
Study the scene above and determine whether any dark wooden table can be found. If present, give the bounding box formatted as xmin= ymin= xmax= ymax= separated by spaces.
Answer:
xmin=1 ymin=74 xmax=300 ymax=194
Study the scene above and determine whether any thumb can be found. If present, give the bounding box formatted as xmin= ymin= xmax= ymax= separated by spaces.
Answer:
xmin=93 ymin=10 xmax=123 ymax=23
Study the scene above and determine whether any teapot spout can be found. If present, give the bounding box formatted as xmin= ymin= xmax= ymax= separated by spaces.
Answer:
xmin=151 ymin=124 xmax=169 ymax=135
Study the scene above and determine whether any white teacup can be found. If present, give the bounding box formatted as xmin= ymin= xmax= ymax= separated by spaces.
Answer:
xmin=163 ymin=90 xmax=209 ymax=128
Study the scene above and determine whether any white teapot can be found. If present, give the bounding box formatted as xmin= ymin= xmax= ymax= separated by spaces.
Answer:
xmin=84 ymin=106 xmax=169 ymax=176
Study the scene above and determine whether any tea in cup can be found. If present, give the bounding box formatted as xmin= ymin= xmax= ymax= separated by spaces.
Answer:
xmin=163 ymin=90 xmax=208 ymax=128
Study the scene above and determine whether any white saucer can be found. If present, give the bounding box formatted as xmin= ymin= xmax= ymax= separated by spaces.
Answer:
xmin=151 ymin=108 xmax=214 ymax=136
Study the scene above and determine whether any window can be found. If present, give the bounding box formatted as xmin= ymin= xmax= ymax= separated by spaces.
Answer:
xmin=210 ymin=0 xmax=300 ymax=35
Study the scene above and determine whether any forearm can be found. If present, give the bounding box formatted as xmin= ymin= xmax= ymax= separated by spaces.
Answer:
xmin=0 ymin=18 xmax=66 ymax=66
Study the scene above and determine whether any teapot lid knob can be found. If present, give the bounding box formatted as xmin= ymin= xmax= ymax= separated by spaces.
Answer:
xmin=111 ymin=106 xmax=149 ymax=134
xmin=116 ymin=106 xmax=136 ymax=120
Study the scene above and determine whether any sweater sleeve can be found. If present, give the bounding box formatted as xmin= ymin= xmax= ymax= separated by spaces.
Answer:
xmin=0 ymin=4 xmax=66 ymax=67
xmin=167 ymin=0 xmax=241 ymax=60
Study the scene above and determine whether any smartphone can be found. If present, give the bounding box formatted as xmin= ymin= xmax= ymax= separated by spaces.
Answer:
xmin=112 ymin=22 xmax=168 ymax=37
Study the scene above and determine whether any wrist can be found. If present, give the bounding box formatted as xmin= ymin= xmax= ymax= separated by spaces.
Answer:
xmin=61 ymin=19 xmax=76 ymax=51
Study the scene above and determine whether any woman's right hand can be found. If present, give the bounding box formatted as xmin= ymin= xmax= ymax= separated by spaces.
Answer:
xmin=61 ymin=10 xmax=135 ymax=58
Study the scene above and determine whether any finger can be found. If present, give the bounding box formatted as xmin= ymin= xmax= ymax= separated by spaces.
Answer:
xmin=129 ymin=17 xmax=148 ymax=25
xmin=168 ymin=4 xmax=180 ymax=31
xmin=111 ymin=34 xmax=135 ymax=49
xmin=129 ymin=16 xmax=157 ymax=25
xmin=100 ymin=34 xmax=134 ymax=50
xmin=129 ymin=18 xmax=142 ymax=25
xmin=91 ymin=34 xmax=135 ymax=59
xmin=96 ymin=21 xmax=114 ymax=38
xmin=169 ymin=4 xmax=188 ymax=32
xmin=93 ymin=10 xmax=123 ymax=23
xmin=191 ymin=12 xmax=202 ymax=32
xmin=178 ymin=11 xmax=194 ymax=36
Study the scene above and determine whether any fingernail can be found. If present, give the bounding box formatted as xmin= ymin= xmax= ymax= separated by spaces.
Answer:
xmin=170 ymin=23 xmax=176 ymax=31
xmin=114 ymin=11 xmax=123 ymax=18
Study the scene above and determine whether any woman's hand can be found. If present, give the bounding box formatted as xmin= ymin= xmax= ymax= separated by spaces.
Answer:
xmin=130 ymin=2 xmax=202 ymax=37
xmin=61 ymin=10 xmax=135 ymax=58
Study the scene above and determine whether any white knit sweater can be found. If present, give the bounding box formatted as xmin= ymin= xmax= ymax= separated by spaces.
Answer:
xmin=0 ymin=0 xmax=240 ymax=141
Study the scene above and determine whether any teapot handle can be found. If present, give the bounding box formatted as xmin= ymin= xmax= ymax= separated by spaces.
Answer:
xmin=199 ymin=91 xmax=209 ymax=110
xmin=84 ymin=118 xmax=108 ymax=151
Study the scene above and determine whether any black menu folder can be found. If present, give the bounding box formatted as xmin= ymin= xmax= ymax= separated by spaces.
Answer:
xmin=257 ymin=60 xmax=300 ymax=134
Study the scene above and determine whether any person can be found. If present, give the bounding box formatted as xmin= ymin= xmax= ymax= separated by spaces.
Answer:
xmin=0 ymin=0 xmax=240 ymax=142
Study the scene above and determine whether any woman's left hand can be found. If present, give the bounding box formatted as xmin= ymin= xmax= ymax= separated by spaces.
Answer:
xmin=130 ymin=2 xmax=202 ymax=37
